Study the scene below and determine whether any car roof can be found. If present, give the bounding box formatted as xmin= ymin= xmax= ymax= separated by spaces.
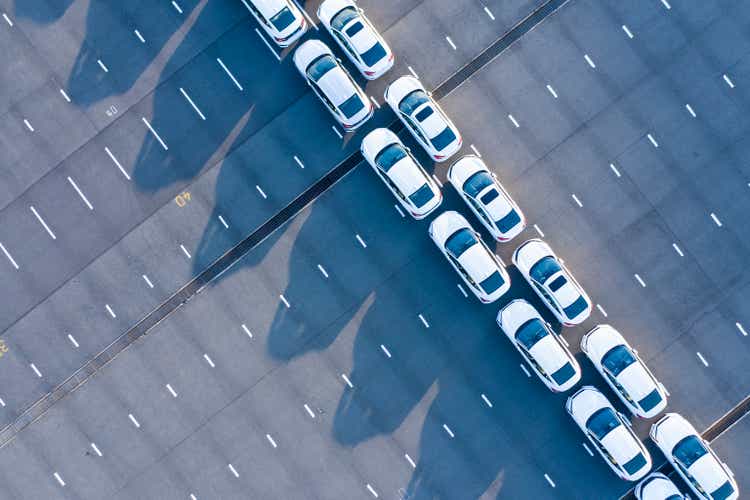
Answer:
xmin=414 ymin=103 xmax=448 ymax=138
xmin=528 ymin=334 xmax=569 ymax=374
xmin=600 ymin=425 xmax=643 ymax=468
xmin=457 ymin=243 xmax=497 ymax=282
xmin=316 ymin=66 xmax=357 ymax=106
xmin=617 ymin=362 xmax=658 ymax=401
xmin=386 ymin=157 xmax=427 ymax=196
xmin=550 ymin=275 xmax=582 ymax=308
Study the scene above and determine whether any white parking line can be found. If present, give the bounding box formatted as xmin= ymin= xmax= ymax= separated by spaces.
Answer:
xmin=672 ymin=243 xmax=684 ymax=257
xmin=228 ymin=464 xmax=239 ymax=478
xmin=59 ymin=88 xmax=71 ymax=102
xmin=546 ymin=84 xmax=558 ymax=98
xmin=280 ymin=294 xmax=290 ymax=308
xmin=218 ymin=215 xmax=229 ymax=229
xmin=660 ymin=0 xmax=671 ymax=9
xmin=457 ymin=283 xmax=468 ymax=298
xmin=128 ymin=413 xmax=140 ymax=428
xmin=0 ymin=397 xmax=4 ymax=407
xmin=634 ymin=274 xmax=646 ymax=287
xmin=647 ymin=133 xmax=659 ymax=148
xmin=142 ymin=117 xmax=168 ymax=150
xmin=256 ymin=185 xmax=267 ymax=199
xmin=442 ymin=424 xmax=455 ymax=438
xmin=622 ymin=25 xmax=634 ymax=39
xmin=254 ymin=28 xmax=281 ymax=61
xmin=241 ymin=324 xmax=253 ymax=339
xmin=481 ymin=393 xmax=493 ymax=408
xmin=723 ymin=74 xmax=735 ymax=89
xmin=370 ymin=95 xmax=380 ymax=109
xmin=217 ymin=58 xmax=243 ymax=91
xmin=67 ymin=334 xmax=79 ymax=348
xmin=304 ymin=404 xmax=316 ymax=418
xmin=266 ymin=434 xmax=277 ymax=448
xmin=341 ymin=373 xmax=354 ymax=388
xmin=470 ymin=144 xmax=482 ymax=157
xmin=582 ymin=442 xmax=594 ymax=457
xmin=30 ymin=206 xmax=56 ymax=239
xmin=166 ymin=384 xmax=178 ymax=397
xmin=710 ymin=212 xmax=722 ymax=227
xmin=203 ymin=353 xmax=215 ymax=368
xmin=394 ymin=204 xmax=405 ymax=218
xmin=418 ymin=314 xmax=430 ymax=328
xmin=53 ymin=472 xmax=65 ymax=487
xmin=179 ymin=87 xmax=206 ymax=120
xmin=696 ymin=352 xmax=709 ymax=367
xmin=97 ymin=59 xmax=109 ymax=73
xmin=584 ymin=54 xmax=596 ymax=68
xmin=172 ymin=1 xmax=183 ymax=14
xmin=106 ymin=304 xmax=116 ymax=318
xmin=380 ymin=344 xmax=392 ymax=358
xmin=30 ymin=363 xmax=42 ymax=378
xmin=596 ymin=304 xmax=608 ymax=317
xmin=520 ymin=364 xmax=531 ymax=377
xmin=0 ymin=242 xmax=19 ymax=270
xmin=332 ymin=125 xmax=343 ymax=139
xmin=445 ymin=36 xmax=457 ymax=50
xmin=366 ymin=484 xmax=379 ymax=498
xmin=134 ymin=29 xmax=145 ymax=43
xmin=408 ymin=66 xmax=420 ymax=80
xmin=508 ymin=114 xmax=520 ymax=128
xmin=534 ymin=224 xmax=544 ymax=237
xmin=483 ymin=6 xmax=495 ymax=20
xmin=180 ymin=244 xmax=192 ymax=259
xmin=609 ymin=163 xmax=621 ymax=178
xmin=23 ymin=119 xmax=34 ymax=132
xmin=142 ymin=274 xmax=154 ymax=288
xmin=405 ymin=453 xmax=416 ymax=468
xmin=67 ymin=176 xmax=93 ymax=210
xmin=685 ymin=103 xmax=697 ymax=118
xmin=736 ymin=322 xmax=748 ymax=337
xmin=294 ymin=155 xmax=305 ymax=169
xmin=3 ymin=13 xmax=13 ymax=26
xmin=104 ymin=147 xmax=131 ymax=180
xmin=317 ymin=264 xmax=329 ymax=278
xmin=91 ymin=442 xmax=102 ymax=457
xmin=544 ymin=473 xmax=556 ymax=488
xmin=571 ymin=194 xmax=583 ymax=208
xmin=355 ymin=234 xmax=367 ymax=248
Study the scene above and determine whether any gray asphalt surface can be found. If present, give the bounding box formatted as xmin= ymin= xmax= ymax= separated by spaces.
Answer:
xmin=0 ymin=0 xmax=749 ymax=499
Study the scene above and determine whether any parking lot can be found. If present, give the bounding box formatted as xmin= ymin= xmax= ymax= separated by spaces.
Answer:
xmin=0 ymin=0 xmax=749 ymax=499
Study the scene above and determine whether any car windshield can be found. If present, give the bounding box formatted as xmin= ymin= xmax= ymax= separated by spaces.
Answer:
xmin=361 ymin=42 xmax=387 ymax=66
xmin=515 ymin=319 xmax=549 ymax=351
xmin=269 ymin=6 xmax=295 ymax=31
xmin=623 ymin=453 xmax=647 ymax=475
xmin=563 ymin=295 xmax=589 ymax=319
xmin=331 ymin=6 xmax=358 ymax=31
xmin=399 ymin=90 xmax=429 ymax=115
xmin=431 ymin=126 xmax=457 ymax=151
xmin=673 ymin=435 xmax=708 ymax=469
xmin=307 ymin=55 xmax=337 ymax=82
xmin=638 ymin=389 xmax=663 ymax=412
xmin=497 ymin=209 xmax=521 ymax=233
xmin=445 ymin=228 xmax=476 ymax=259
xmin=601 ymin=345 xmax=637 ymax=377
xmin=375 ymin=144 xmax=407 ymax=172
xmin=586 ymin=407 xmax=620 ymax=440
xmin=551 ymin=362 xmax=576 ymax=385
xmin=339 ymin=94 xmax=365 ymax=119
xmin=463 ymin=171 xmax=494 ymax=198
xmin=529 ymin=256 xmax=561 ymax=284
xmin=479 ymin=270 xmax=505 ymax=295
xmin=712 ymin=480 xmax=736 ymax=500
xmin=408 ymin=183 xmax=435 ymax=209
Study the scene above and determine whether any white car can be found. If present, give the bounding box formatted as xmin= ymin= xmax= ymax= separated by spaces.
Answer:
xmin=294 ymin=40 xmax=373 ymax=130
xmin=361 ymin=128 xmax=442 ymax=219
xmin=385 ymin=76 xmax=462 ymax=162
xmin=512 ymin=239 xmax=591 ymax=326
xmin=635 ymin=472 xmax=688 ymax=500
xmin=497 ymin=299 xmax=581 ymax=392
xmin=566 ymin=386 xmax=652 ymax=482
xmin=317 ymin=0 xmax=394 ymax=79
xmin=651 ymin=413 xmax=738 ymax=500
xmin=581 ymin=325 xmax=668 ymax=419
xmin=447 ymin=155 xmax=526 ymax=242
xmin=429 ymin=211 xmax=510 ymax=303
xmin=247 ymin=0 xmax=307 ymax=47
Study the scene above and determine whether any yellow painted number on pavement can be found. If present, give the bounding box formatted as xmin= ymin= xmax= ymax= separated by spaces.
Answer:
xmin=0 ymin=339 xmax=8 ymax=358
xmin=175 ymin=191 xmax=191 ymax=208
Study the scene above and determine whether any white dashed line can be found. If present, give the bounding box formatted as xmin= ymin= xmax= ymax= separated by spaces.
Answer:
xmin=660 ymin=0 xmax=671 ymax=9
xmin=445 ymin=36 xmax=457 ymax=50
xmin=520 ymin=364 xmax=531 ymax=377
xmin=256 ymin=185 xmax=267 ymax=199
xmin=53 ymin=472 xmax=65 ymax=487
xmin=317 ymin=264 xmax=329 ymax=278
xmin=483 ymin=6 xmax=495 ymax=20
xmin=408 ymin=66 xmax=420 ymax=80
xmin=30 ymin=363 xmax=42 ymax=378
xmin=280 ymin=294 xmax=290 ymax=308
xmin=582 ymin=442 xmax=594 ymax=457
xmin=171 ymin=1 xmax=183 ymax=14
xmin=67 ymin=334 xmax=79 ymax=348
xmin=105 ymin=304 xmax=116 ymax=318
xmin=546 ymin=84 xmax=558 ymax=99
xmin=609 ymin=163 xmax=621 ymax=178
xmin=30 ymin=206 xmax=56 ymax=239
xmin=370 ymin=95 xmax=380 ymax=109
xmin=142 ymin=274 xmax=154 ymax=288
xmin=442 ymin=424 xmax=455 ymax=438
xmin=366 ymin=484 xmax=379 ymax=498
xmin=405 ymin=453 xmax=417 ymax=468
xmin=128 ymin=413 xmax=140 ymax=428
xmin=508 ymin=114 xmax=520 ymax=128
xmin=457 ymin=283 xmax=468 ymax=298
xmin=470 ymin=144 xmax=482 ymax=157
xmin=723 ymin=74 xmax=735 ymax=89
xmin=294 ymin=155 xmax=305 ymax=169
xmin=710 ymin=213 xmax=722 ymax=227
xmin=59 ymin=88 xmax=71 ymax=102
xmin=596 ymin=304 xmax=608 ymax=317
xmin=67 ymin=176 xmax=93 ymax=210
xmin=203 ymin=353 xmax=215 ymax=368
xmin=3 ymin=13 xmax=13 ymax=26
xmin=647 ymin=133 xmax=659 ymax=148
xmin=736 ymin=322 xmax=748 ymax=337
xmin=0 ymin=397 xmax=4 ymax=407
xmin=571 ymin=194 xmax=583 ymax=208
xmin=217 ymin=58 xmax=243 ymax=91
xmin=394 ymin=204 xmax=405 ymax=218
xmin=179 ymin=87 xmax=206 ymax=120
xmin=266 ymin=434 xmax=277 ymax=448
xmin=696 ymin=352 xmax=709 ymax=367
xmin=218 ymin=215 xmax=229 ymax=229
xmin=380 ymin=344 xmax=392 ymax=358
xmin=189 ymin=495 xmax=197 ymax=500
xmin=91 ymin=442 xmax=103 ymax=457
xmin=97 ymin=59 xmax=109 ymax=73
xmin=241 ymin=324 xmax=253 ymax=339
xmin=180 ymin=244 xmax=192 ymax=259
xmin=634 ymin=274 xmax=646 ymax=288
xmin=304 ymin=404 xmax=316 ymax=418
xmin=0 ymin=243 xmax=19 ymax=270
xmin=481 ymin=394 xmax=493 ymax=408
xmin=23 ymin=119 xmax=34 ymax=132
xmin=355 ymin=234 xmax=367 ymax=248
xmin=332 ymin=125 xmax=343 ymax=139
xmin=142 ymin=117 xmax=168 ymax=150
xmin=418 ymin=314 xmax=430 ymax=328
xmin=228 ymin=464 xmax=239 ymax=478
xmin=544 ymin=474 xmax=556 ymax=488
xmin=584 ymin=54 xmax=596 ymax=68
xmin=685 ymin=103 xmax=697 ymax=118
xmin=104 ymin=147 xmax=131 ymax=180
xmin=166 ymin=384 xmax=178 ymax=398
xmin=672 ymin=243 xmax=684 ymax=257
xmin=254 ymin=28 xmax=281 ymax=61
xmin=134 ymin=29 xmax=145 ymax=43
xmin=534 ymin=224 xmax=545 ymax=237
xmin=622 ymin=25 xmax=634 ymax=39
xmin=341 ymin=373 xmax=354 ymax=388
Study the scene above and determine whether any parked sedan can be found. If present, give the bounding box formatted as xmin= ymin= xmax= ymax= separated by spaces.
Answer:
xmin=361 ymin=128 xmax=442 ymax=219
xmin=429 ymin=211 xmax=510 ymax=303
xmin=635 ymin=472 xmax=688 ymax=500
xmin=651 ymin=413 xmax=738 ymax=500
xmin=247 ymin=0 xmax=307 ymax=47
xmin=317 ymin=0 xmax=394 ymax=79
xmin=566 ymin=386 xmax=652 ymax=482
xmin=512 ymin=239 xmax=591 ymax=326
xmin=385 ymin=76 xmax=462 ymax=161
xmin=447 ymin=155 xmax=526 ymax=242
xmin=582 ymin=325 xmax=668 ymax=419
xmin=497 ymin=299 xmax=581 ymax=392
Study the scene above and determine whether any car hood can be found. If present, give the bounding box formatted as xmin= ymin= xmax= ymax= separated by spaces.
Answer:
xmin=457 ymin=244 xmax=496 ymax=282
xmin=386 ymin=75 xmax=422 ymax=108
xmin=361 ymin=128 xmax=398 ymax=164
xmin=448 ymin=155 xmax=483 ymax=186
xmin=498 ymin=300 xmax=538 ymax=334
xmin=583 ymin=325 xmax=624 ymax=359
xmin=318 ymin=0 xmax=353 ymax=24
xmin=513 ymin=239 xmax=552 ymax=273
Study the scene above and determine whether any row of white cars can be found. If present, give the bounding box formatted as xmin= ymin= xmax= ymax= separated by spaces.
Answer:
xmin=246 ymin=1 xmax=739 ymax=498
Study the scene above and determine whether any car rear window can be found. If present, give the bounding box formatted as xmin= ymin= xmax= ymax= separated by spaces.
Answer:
xmin=601 ymin=345 xmax=637 ymax=377
xmin=270 ymin=6 xmax=295 ymax=31
xmin=430 ymin=126 xmax=457 ymax=151
xmin=551 ymin=362 xmax=576 ymax=385
xmin=638 ymin=388 xmax=663 ymax=413
xmin=339 ymin=94 xmax=365 ymax=119
xmin=408 ymin=183 xmax=435 ymax=209
xmin=623 ymin=453 xmax=647 ymax=475
xmin=563 ymin=295 xmax=588 ymax=319
xmin=711 ymin=480 xmax=736 ymax=500
xmin=479 ymin=270 xmax=505 ymax=295
xmin=445 ymin=228 xmax=476 ymax=259
xmin=515 ymin=319 xmax=549 ymax=351
xmin=345 ymin=21 xmax=364 ymax=37
xmin=361 ymin=42 xmax=387 ymax=67
xmin=673 ymin=435 xmax=708 ymax=469
xmin=375 ymin=144 xmax=407 ymax=171
xmin=496 ymin=209 xmax=521 ymax=233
